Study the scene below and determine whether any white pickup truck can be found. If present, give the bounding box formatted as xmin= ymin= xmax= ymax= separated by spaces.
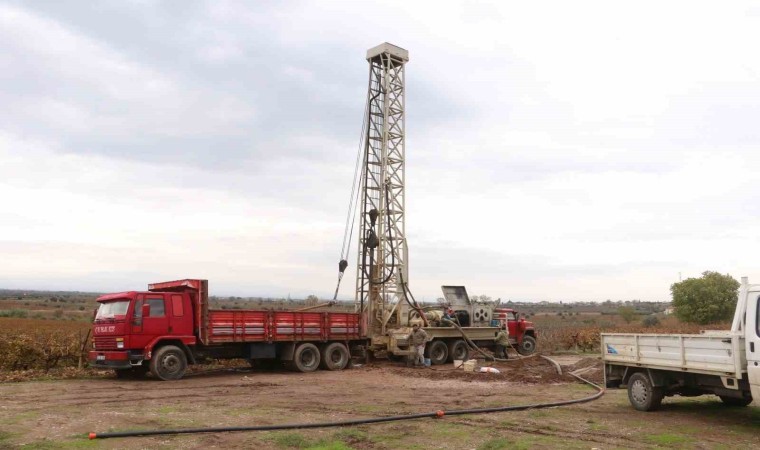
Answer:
xmin=603 ymin=277 xmax=759 ymax=411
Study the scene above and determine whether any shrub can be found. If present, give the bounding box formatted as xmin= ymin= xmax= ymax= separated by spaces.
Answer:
xmin=642 ymin=315 xmax=660 ymax=327
xmin=0 ymin=309 xmax=28 ymax=318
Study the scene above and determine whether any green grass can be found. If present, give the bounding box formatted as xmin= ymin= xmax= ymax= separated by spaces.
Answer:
xmin=644 ymin=433 xmax=693 ymax=446
xmin=270 ymin=432 xmax=311 ymax=448
xmin=331 ymin=428 xmax=370 ymax=444
xmin=156 ymin=405 xmax=180 ymax=414
xmin=0 ymin=431 xmax=14 ymax=443
xmin=0 ymin=410 xmax=40 ymax=425
xmin=478 ymin=437 xmax=510 ymax=450
xmin=304 ymin=442 xmax=352 ymax=450
xmin=267 ymin=431 xmax=358 ymax=450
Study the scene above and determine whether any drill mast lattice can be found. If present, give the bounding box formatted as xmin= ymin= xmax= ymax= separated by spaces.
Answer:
xmin=355 ymin=43 xmax=410 ymax=339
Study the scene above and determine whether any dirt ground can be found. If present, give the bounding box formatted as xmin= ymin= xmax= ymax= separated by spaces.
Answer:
xmin=0 ymin=356 xmax=757 ymax=449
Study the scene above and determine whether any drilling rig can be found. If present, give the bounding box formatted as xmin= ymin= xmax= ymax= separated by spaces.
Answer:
xmin=338 ymin=43 xmax=538 ymax=361
xmin=356 ymin=43 xmax=411 ymax=348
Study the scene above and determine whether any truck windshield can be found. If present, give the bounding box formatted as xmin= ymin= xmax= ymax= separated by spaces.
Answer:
xmin=96 ymin=300 xmax=130 ymax=320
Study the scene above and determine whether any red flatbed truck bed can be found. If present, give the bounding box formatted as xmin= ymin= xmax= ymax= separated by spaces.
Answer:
xmin=207 ymin=310 xmax=360 ymax=343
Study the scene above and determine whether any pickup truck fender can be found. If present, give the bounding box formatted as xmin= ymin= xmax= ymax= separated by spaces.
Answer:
xmin=144 ymin=336 xmax=197 ymax=364
xmin=622 ymin=367 xmax=667 ymax=387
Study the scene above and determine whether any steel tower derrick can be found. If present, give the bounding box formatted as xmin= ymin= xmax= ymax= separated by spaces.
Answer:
xmin=356 ymin=43 xmax=409 ymax=342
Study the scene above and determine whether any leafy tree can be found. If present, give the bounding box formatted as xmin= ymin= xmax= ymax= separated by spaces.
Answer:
xmin=617 ymin=306 xmax=636 ymax=323
xmin=671 ymin=271 xmax=739 ymax=324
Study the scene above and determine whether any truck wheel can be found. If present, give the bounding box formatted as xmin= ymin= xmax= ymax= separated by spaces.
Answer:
xmin=426 ymin=340 xmax=448 ymax=365
xmin=719 ymin=395 xmax=752 ymax=407
xmin=320 ymin=343 xmax=350 ymax=370
xmin=517 ymin=335 xmax=537 ymax=356
xmin=627 ymin=372 xmax=664 ymax=411
xmin=447 ymin=340 xmax=469 ymax=362
xmin=150 ymin=345 xmax=188 ymax=381
xmin=292 ymin=343 xmax=321 ymax=372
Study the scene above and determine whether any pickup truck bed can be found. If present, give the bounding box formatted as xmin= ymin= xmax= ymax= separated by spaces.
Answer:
xmin=602 ymin=331 xmax=747 ymax=379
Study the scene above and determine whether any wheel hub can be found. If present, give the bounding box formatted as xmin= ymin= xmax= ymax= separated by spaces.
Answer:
xmin=631 ymin=380 xmax=648 ymax=403
xmin=162 ymin=355 xmax=180 ymax=374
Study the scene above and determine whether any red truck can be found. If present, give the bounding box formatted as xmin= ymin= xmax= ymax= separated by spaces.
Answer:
xmin=89 ymin=279 xmax=362 ymax=380
xmin=89 ymin=279 xmax=538 ymax=380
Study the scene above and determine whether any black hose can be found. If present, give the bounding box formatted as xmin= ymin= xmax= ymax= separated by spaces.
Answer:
xmin=89 ymin=364 xmax=603 ymax=440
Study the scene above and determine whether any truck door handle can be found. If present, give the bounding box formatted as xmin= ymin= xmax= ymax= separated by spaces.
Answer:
xmin=751 ymin=342 xmax=755 ymax=353
xmin=721 ymin=339 xmax=731 ymax=343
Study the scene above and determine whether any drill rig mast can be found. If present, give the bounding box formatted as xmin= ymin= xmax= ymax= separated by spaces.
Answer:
xmin=356 ymin=43 xmax=410 ymax=344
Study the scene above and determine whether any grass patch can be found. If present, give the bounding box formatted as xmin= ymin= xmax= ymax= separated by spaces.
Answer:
xmin=0 ymin=431 xmax=15 ymax=443
xmin=478 ymin=437 xmax=510 ymax=450
xmin=0 ymin=410 xmax=41 ymax=425
xmin=644 ymin=433 xmax=692 ymax=446
xmin=270 ymin=432 xmax=311 ymax=448
xmin=332 ymin=428 xmax=372 ymax=446
xmin=267 ymin=431 xmax=357 ymax=450
xmin=305 ymin=442 xmax=351 ymax=450
xmin=156 ymin=405 xmax=181 ymax=414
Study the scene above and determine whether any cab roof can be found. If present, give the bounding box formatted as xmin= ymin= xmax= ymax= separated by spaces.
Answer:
xmin=96 ymin=291 xmax=138 ymax=302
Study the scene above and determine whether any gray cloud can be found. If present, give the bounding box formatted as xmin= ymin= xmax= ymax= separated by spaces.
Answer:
xmin=2 ymin=1 xmax=760 ymax=300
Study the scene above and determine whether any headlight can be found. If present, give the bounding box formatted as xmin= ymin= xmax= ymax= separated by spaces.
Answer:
xmin=116 ymin=338 xmax=124 ymax=349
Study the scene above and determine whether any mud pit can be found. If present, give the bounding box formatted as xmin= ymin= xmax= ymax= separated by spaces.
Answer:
xmin=0 ymin=356 xmax=756 ymax=449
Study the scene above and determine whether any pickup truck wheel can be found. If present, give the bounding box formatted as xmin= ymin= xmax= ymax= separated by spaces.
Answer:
xmin=517 ymin=335 xmax=537 ymax=356
xmin=448 ymin=340 xmax=469 ymax=362
xmin=426 ymin=340 xmax=448 ymax=365
xmin=719 ymin=395 xmax=752 ymax=407
xmin=627 ymin=372 xmax=664 ymax=411
xmin=292 ymin=343 xmax=321 ymax=372
xmin=150 ymin=345 xmax=188 ymax=381
xmin=320 ymin=343 xmax=350 ymax=370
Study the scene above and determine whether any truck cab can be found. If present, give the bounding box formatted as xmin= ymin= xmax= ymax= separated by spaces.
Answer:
xmin=494 ymin=307 xmax=537 ymax=355
xmin=89 ymin=289 xmax=196 ymax=377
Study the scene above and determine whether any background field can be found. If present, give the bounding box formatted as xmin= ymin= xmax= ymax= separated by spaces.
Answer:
xmin=0 ymin=288 xmax=728 ymax=381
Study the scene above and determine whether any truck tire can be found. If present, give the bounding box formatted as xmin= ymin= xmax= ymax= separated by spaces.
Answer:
xmin=426 ymin=340 xmax=448 ymax=365
xmin=320 ymin=343 xmax=350 ymax=370
xmin=447 ymin=340 xmax=469 ymax=362
xmin=517 ymin=335 xmax=537 ymax=356
xmin=150 ymin=345 xmax=188 ymax=381
xmin=627 ymin=372 xmax=664 ymax=411
xmin=719 ymin=395 xmax=752 ymax=407
xmin=292 ymin=343 xmax=321 ymax=373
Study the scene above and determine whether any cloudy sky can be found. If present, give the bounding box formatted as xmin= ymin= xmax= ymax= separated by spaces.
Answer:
xmin=2 ymin=1 xmax=759 ymax=301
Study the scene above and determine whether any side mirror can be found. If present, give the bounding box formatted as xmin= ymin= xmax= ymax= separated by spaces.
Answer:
xmin=142 ymin=303 xmax=151 ymax=317
xmin=92 ymin=308 xmax=98 ymax=321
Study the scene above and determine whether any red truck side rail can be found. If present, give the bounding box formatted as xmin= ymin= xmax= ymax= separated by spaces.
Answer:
xmin=207 ymin=310 xmax=361 ymax=343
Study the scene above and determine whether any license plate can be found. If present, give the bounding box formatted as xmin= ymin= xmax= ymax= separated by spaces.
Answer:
xmin=97 ymin=355 xmax=105 ymax=361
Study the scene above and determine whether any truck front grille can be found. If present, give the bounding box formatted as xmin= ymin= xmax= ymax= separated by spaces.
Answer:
xmin=93 ymin=336 xmax=117 ymax=350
